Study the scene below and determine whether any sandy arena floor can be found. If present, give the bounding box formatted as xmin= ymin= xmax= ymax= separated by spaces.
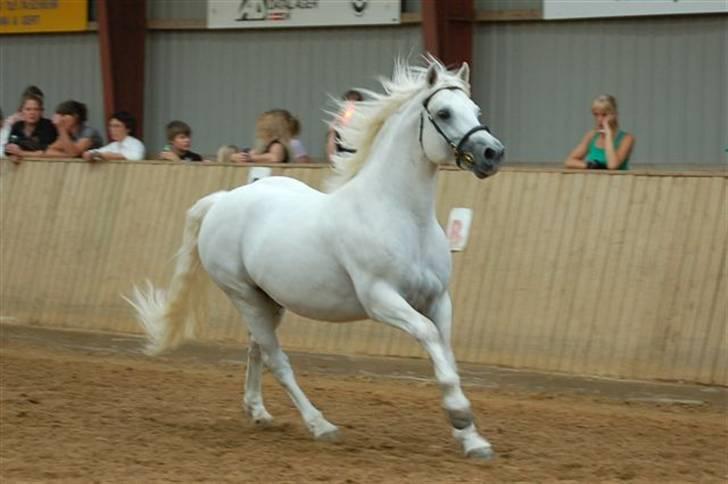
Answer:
xmin=1 ymin=325 xmax=726 ymax=483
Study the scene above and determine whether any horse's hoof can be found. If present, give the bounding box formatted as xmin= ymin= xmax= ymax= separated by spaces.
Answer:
xmin=245 ymin=407 xmax=273 ymax=426
xmin=253 ymin=415 xmax=273 ymax=426
xmin=466 ymin=446 xmax=495 ymax=460
xmin=314 ymin=428 xmax=341 ymax=442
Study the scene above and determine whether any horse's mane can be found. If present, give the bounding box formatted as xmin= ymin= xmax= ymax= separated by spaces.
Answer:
xmin=325 ymin=57 xmax=469 ymax=192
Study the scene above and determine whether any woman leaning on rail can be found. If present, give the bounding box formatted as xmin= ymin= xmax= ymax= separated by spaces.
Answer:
xmin=564 ymin=94 xmax=635 ymax=171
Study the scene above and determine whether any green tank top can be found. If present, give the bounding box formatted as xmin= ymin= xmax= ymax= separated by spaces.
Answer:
xmin=586 ymin=130 xmax=629 ymax=170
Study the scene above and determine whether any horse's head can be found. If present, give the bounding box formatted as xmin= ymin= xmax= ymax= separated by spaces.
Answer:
xmin=419 ymin=63 xmax=505 ymax=179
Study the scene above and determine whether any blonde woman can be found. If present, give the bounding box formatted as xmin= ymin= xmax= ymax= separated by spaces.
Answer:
xmin=564 ymin=95 xmax=634 ymax=170
xmin=232 ymin=111 xmax=293 ymax=163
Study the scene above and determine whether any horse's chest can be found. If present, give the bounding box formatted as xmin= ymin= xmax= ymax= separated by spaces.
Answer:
xmin=391 ymin=246 xmax=450 ymax=312
xmin=400 ymin=267 xmax=446 ymax=311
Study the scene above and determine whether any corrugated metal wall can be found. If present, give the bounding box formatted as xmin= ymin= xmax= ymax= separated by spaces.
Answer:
xmin=0 ymin=33 xmax=105 ymax=137
xmin=147 ymin=0 xmax=207 ymax=21
xmin=144 ymin=26 xmax=422 ymax=157
xmin=3 ymin=12 xmax=725 ymax=165
xmin=1 ymin=160 xmax=725 ymax=385
xmin=141 ymin=12 xmax=727 ymax=163
xmin=474 ymin=15 xmax=728 ymax=165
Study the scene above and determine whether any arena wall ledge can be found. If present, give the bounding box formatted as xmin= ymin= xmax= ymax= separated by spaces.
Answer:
xmin=1 ymin=159 xmax=725 ymax=385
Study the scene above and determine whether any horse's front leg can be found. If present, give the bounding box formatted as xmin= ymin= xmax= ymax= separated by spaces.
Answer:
xmin=425 ymin=292 xmax=494 ymax=458
xmin=363 ymin=283 xmax=493 ymax=459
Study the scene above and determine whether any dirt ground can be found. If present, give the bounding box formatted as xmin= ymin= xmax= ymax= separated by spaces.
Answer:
xmin=1 ymin=325 xmax=726 ymax=483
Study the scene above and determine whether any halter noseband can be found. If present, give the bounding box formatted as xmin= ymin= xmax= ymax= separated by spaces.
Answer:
xmin=418 ymin=86 xmax=491 ymax=170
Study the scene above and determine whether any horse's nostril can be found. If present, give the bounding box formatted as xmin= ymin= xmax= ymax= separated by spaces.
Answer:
xmin=484 ymin=148 xmax=496 ymax=160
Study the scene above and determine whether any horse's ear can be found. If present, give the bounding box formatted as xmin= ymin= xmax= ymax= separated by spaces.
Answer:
xmin=426 ymin=64 xmax=439 ymax=87
xmin=457 ymin=62 xmax=470 ymax=83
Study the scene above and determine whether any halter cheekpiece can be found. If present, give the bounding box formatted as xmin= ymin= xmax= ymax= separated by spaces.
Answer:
xmin=418 ymin=86 xmax=491 ymax=170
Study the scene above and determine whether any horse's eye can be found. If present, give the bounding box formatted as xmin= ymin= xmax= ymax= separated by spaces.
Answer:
xmin=437 ymin=109 xmax=451 ymax=120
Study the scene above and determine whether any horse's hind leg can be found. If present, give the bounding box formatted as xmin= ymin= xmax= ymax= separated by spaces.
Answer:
xmin=229 ymin=290 xmax=282 ymax=424
xmin=229 ymin=292 xmax=339 ymax=441
xmin=245 ymin=336 xmax=275 ymax=424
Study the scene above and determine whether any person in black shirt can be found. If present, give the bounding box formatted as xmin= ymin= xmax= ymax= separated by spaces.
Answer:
xmin=4 ymin=94 xmax=58 ymax=160
xmin=326 ymin=89 xmax=363 ymax=163
xmin=159 ymin=120 xmax=204 ymax=162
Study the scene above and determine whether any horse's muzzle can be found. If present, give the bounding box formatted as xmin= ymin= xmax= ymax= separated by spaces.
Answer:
xmin=459 ymin=140 xmax=504 ymax=179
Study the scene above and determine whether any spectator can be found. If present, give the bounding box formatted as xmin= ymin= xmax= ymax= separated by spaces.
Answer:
xmin=1 ymin=86 xmax=45 ymax=160
xmin=326 ymin=89 xmax=363 ymax=163
xmin=268 ymin=109 xmax=310 ymax=163
xmin=45 ymin=100 xmax=103 ymax=158
xmin=288 ymin=115 xmax=311 ymax=163
xmin=82 ymin=111 xmax=145 ymax=161
xmin=3 ymin=94 xmax=58 ymax=160
xmin=216 ymin=144 xmax=240 ymax=163
xmin=0 ymin=109 xmax=5 ymax=158
xmin=158 ymin=120 xmax=204 ymax=162
xmin=564 ymin=94 xmax=635 ymax=171
xmin=1 ymin=85 xmax=44 ymax=136
xmin=231 ymin=111 xmax=292 ymax=164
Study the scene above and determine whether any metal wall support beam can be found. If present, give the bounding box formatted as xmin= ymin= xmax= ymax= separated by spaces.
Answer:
xmin=97 ymin=0 xmax=146 ymax=136
xmin=422 ymin=0 xmax=475 ymax=69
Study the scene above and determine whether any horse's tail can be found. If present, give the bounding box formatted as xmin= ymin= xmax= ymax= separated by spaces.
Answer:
xmin=124 ymin=191 xmax=226 ymax=356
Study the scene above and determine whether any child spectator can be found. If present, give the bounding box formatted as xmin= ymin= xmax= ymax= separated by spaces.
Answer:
xmin=231 ymin=111 xmax=293 ymax=163
xmin=82 ymin=111 xmax=145 ymax=161
xmin=158 ymin=120 xmax=204 ymax=162
xmin=326 ymin=89 xmax=363 ymax=163
xmin=288 ymin=115 xmax=311 ymax=163
xmin=564 ymin=94 xmax=635 ymax=170
xmin=216 ymin=144 xmax=240 ymax=163
xmin=268 ymin=109 xmax=310 ymax=163
xmin=45 ymin=100 xmax=103 ymax=158
xmin=3 ymin=94 xmax=58 ymax=160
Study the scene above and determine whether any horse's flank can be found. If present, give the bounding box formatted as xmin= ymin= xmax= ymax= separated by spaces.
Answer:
xmin=325 ymin=58 xmax=470 ymax=192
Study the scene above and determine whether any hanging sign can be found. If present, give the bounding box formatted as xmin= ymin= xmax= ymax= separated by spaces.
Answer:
xmin=0 ymin=0 xmax=88 ymax=34
xmin=208 ymin=0 xmax=400 ymax=29
xmin=446 ymin=208 xmax=473 ymax=252
xmin=543 ymin=0 xmax=727 ymax=20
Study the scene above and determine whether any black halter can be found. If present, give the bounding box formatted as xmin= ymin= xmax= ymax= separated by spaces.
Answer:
xmin=418 ymin=86 xmax=491 ymax=170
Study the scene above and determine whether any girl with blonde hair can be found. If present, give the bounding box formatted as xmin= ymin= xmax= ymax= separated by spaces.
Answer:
xmin=232 ymin=110 xmax=293 ymax=163
xmin=564 ymin=94 xmax=635 ymax=170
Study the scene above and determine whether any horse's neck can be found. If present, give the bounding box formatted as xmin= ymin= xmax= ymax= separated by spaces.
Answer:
xmin=347 ymin=109 xmax=439 ymax=220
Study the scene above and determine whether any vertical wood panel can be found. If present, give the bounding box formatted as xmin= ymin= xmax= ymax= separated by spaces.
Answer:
xmin=1 ymin=160 xmax=726 ymax=384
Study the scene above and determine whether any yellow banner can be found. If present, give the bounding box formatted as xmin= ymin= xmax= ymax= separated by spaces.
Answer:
xmin=0 ymin=0 xmax=87 ymax=34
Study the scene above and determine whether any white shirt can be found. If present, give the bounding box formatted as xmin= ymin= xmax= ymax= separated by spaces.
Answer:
xmin=97 ymin=135 xmax=145 ymax=160
xmin=0 ymin=125 xmax=8 ymax=158
xmin=0 ymin=114 xmax=18 ymax=159
xmin=290 ymin=138 xmax=307 ymax=159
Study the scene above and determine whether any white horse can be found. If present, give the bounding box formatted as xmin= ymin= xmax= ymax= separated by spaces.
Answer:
xmin=127 ymin=58 xmax=505 ymax=459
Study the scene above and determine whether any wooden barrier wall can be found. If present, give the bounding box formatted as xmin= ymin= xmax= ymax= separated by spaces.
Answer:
xmin=1 ymin=160 xmax=726 ymax=385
